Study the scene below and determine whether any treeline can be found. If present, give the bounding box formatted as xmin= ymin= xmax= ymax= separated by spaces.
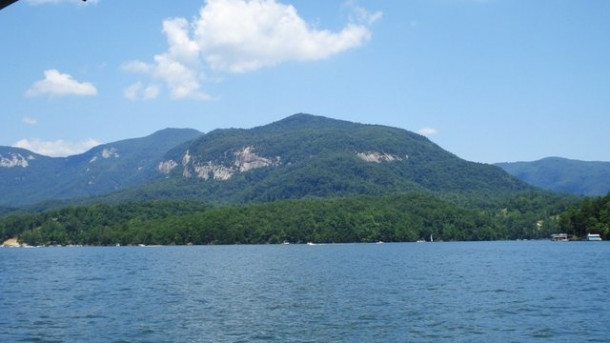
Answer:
xmin=559 ymin=193 xmax=610 ymax=239
xmin=1 ymin=192 xmax=572 ymax=246
xmin=0 ymin=201 xmax=210 ymax=246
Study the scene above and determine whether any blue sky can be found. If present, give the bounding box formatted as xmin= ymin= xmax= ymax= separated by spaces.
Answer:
xmin=1 ymin=0 xmax=608 ymax=163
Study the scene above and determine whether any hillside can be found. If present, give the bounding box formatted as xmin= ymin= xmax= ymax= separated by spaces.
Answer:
xmin=496 ymin=157 xmax=610 ymax=196
xmin=1 ymin=114 xmax=535 ymax=209
xmin=0 ymin=128 xmax=202 ymax=207
xmin=120 ymin=113 xmax=530 ymax=205
xmin=2 ymin=114 xmax=581 ymax=245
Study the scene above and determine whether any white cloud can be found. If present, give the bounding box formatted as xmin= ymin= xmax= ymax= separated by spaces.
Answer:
xmin=13 ymin=138 xmax=101 ymax=157
xmin=25 ymin=69 xmax=97 ymax=98
xmin=124 ymin=82 xmax=161 ymax=101
xmin=23 ymin=117 xmax=38 ymax=125
xmin=123 ymin=18 xmax=210 ymax=100
xmin=124 ymin=0 xmax=381 ymax=99
xmin=417 ymin=127 xmax=439 ymax=136
xmin=122 ymin=61 xmax=154 ymax=74
xmin=194 ymin=0 xmax=381 ymax=73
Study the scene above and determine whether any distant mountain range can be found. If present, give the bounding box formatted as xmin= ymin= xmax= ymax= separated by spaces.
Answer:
xmin=0 ymin=128 xmax=201 ymax=207
xmin=2 ymin=113 xmax=603 ymax=209
xmin=495 ymin=157 xmax=610 ymax=196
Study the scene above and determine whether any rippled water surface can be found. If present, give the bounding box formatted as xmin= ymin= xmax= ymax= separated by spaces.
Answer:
xmin=1 ymin=241 xmax=609 ymax=342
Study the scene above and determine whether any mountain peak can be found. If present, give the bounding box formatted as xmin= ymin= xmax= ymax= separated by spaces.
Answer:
xmin=262 ymin=113 xmax=356 ymax=131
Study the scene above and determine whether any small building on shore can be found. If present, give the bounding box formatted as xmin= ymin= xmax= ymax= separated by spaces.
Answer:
xmin=551 ymin=233 xmax=568 ymax=241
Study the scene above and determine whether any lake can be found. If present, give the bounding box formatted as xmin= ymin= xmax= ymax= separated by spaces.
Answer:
xmin=1 ymin=241 xmax=608 ymax=342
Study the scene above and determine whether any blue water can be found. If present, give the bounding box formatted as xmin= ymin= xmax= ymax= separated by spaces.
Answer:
xmin=1 ymin=241 xmax=609 ymax=342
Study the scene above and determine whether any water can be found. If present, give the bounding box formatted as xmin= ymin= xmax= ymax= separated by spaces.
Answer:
xmin=1 ymin=241 xmax=608 ymax=342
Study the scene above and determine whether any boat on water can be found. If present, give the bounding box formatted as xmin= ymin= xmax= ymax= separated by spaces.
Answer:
xmin=586 ymin=233 xmax=602 ymax=241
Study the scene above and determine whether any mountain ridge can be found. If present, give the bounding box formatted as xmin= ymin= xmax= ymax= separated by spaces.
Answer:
xmin=4 ymin=114 xmax=584 ymax=208
xmin=145 ymin=113 xmax=530 ymax=205
xmin=495 ymin=157 xmax=610 ymax=196
xmin=0 ymin=128 xmax=202 ymax=206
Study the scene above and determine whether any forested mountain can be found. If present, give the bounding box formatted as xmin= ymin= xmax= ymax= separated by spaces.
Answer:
xmin=1 ymin=114 xmax=531 ymax=208
xmin=147 ymin=113 xmax=530 ymax=204
xmin=1 ymin=114 xmax=585 ymax=246
xmin=496 ymin=157 xmax=610 ymax=196
xmin=0 ymin=128 xmax=202 ymax=207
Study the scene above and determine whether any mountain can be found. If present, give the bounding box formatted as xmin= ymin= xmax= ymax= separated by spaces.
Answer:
xmin=1 ymin=114 xmax=535 ymax=208
xmin=127 ymin=113 xmax=530 ymax=204
xmin=495 ymin=157 xmax=610 ymax=196
xmin=5 ymin=114 xmax=579 ymax=246
xmin=0 ymin=128 xmax=202 ymax=207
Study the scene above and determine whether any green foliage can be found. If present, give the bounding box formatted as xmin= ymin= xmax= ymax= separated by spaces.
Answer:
xmin=1 ymin=192 xmax=572 ymax=246
xmin=0 ymin=114 xmax=582 ymax=246
xmin=559 ymin=193 xmax=610 ymax=239
xmin=100 ymin=114 xmax=532 ymax=206
xmin=3 ymin=114 xmax=535 ymax=211
xmin=0 ymin=200 xmax=209 ymax=246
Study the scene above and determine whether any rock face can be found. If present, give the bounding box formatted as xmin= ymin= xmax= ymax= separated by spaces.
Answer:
xmin=189 ymin=162 xmax=234 ymax=180
xmin=158 ymin=160 xmax=178 ymax=175
xmin=356 ymin=152 xmax=405 ymax=163
xmin=158 ymin=147 xmax=405 ymax=181
xmin=158 ymin=146 xmax=281 ymax=180
xmin=234 ymin=146 xmax=279 ymax=172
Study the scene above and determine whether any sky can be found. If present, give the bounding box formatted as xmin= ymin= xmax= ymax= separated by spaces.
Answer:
xmin=1 ymin=0 xmax=608 ymax=163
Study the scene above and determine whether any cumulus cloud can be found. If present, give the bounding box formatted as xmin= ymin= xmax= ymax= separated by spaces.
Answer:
xmin=124 ymin=82 xmax=161 ymax=101
xmin=124 ymin=0 xmax=381 ymax=99
xmin=13 ymin=138 xmax=101 ymax=157
xmin=123 ymin=18 xmax=210 ymax=100
xmin=417 ymin=127 xmax=439 ymax=136
xmin=23 ymin=117 xmax=38 ymax=125
xmin=195 ymin=0 xmax=381 ymax=73
xmin=25 ymin=69 xmax=97 ymax=98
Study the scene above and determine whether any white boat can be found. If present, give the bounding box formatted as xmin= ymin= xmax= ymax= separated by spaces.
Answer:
xmin=586 ymin=233 xmax=602 ymax=241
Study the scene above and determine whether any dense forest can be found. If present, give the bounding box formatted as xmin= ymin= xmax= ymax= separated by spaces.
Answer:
xmin=559 ymin=193 xmax=610 ymax=238
xmin=0 ymin=192 xmax=581 ymax=246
